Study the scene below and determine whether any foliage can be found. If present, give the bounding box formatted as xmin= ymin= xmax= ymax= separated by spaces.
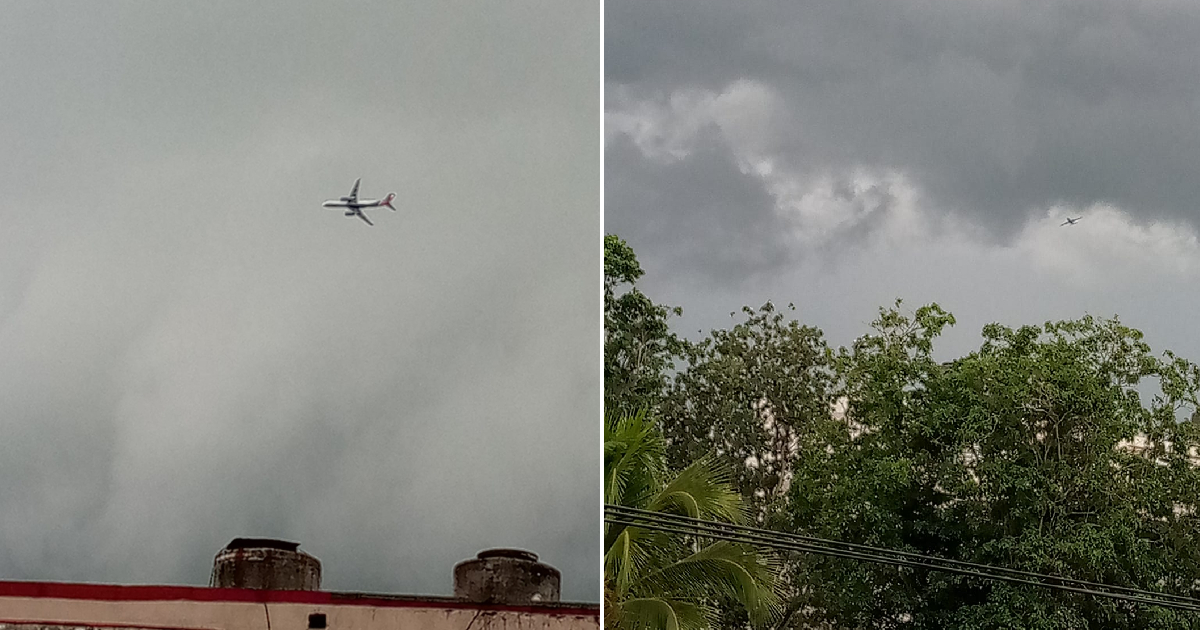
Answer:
xmin=783 ymin=307 xmax=1200 ymax=629
xmin=660 ymin=302 xmax=836 ymax=521
xmin=603 ymin=236 xmax=1200 ymax=627
xmin=605 ymin=235 xmax=682 ymax=417
xmin=604 ymin=408 xmax=778 ymax=630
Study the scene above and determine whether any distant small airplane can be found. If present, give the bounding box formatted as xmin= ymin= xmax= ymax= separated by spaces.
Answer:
xmin=322 ymin=178 xmax=396 ymax=226
xmin=1060 ymin=216 xmax=1082 ymax=226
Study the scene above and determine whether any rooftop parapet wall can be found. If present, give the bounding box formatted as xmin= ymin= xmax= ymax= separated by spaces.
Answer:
xmin=0 ymin=581 xmax=598 ymax=630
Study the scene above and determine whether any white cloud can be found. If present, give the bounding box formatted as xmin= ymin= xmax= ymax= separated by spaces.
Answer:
xmin=606 ymin=79 xmax=782 ymax=164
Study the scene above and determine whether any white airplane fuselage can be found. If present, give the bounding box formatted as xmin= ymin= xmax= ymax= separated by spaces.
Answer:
xmin=323 ymin=179 xmax=396 ymax=226
xmin=322 ymin=197 xmax=391 ymax=209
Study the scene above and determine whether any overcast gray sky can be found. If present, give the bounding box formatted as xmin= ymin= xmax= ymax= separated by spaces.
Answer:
xmin=606 ymin=0 xmax=1200 ymax=365
xmin=0 ymin=1 xmax=598 ymax=601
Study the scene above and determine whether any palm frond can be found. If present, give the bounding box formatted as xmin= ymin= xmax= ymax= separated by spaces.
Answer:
xmin=649 ymin=456 xmax=745 ymax=523
xmin=603 ymin=408 xmax=781 ymax=630
xmin=606 ymin=528 xmax=668 ymax=596
xmin=605 ymin=408 xmax=666 ymax=508
xmin=633 ymin=541 xmax=779 ymax=626
xmin=606 ymin=518 xmax=696 ymax=596
xmin=616 ymin=597 xmax=708 ymax=630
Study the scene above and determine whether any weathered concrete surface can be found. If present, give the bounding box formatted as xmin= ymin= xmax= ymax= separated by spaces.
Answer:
xmin=1 ymin=626 xmax=164 ymax=630
xmin=454 ymin=549 xmax=561 ymax=604
xmin=210 ymin=538 xmax=321 ymax=591
xmin=0 ymin=598 xmax=598 ymax=630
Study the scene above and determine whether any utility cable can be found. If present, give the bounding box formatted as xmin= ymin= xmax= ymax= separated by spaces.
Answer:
xmin=608 ymin=505 xmax=1199 ymax=605
xmin=605 ymin=504 xmax=1200 ymax=613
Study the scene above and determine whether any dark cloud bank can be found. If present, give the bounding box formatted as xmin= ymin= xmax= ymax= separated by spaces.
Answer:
xmin=0 ymin=1 xmax=599 ymax=601
xmin=607 ymin=0 xmax=1200 ymax=284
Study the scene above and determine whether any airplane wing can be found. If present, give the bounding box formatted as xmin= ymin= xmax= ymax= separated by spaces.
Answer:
xmin=348 ymin=178 xmax=361 ymax=202
xmin=356 ymin=210 xmax=374 ymax=226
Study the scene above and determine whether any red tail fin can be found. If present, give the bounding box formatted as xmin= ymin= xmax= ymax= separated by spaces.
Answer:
xmin=383 ymin=193 xmax=396 ymax=210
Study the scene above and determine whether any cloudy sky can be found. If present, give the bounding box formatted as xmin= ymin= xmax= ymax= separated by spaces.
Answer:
xmin=606 ymin=0 xmax=1200 ymax=365
xmin=0 ymin=1 xmax=598 ymax=600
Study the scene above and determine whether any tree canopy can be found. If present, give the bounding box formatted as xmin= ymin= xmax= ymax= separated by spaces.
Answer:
xmin=604 ymin=234 xmax=681 ymax=417
xmin=604 ymin=234 xmax=1200 ymax=629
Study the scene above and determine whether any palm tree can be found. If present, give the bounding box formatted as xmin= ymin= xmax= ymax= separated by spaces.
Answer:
xmin=604 ymin=408 xmax=778 ymax=630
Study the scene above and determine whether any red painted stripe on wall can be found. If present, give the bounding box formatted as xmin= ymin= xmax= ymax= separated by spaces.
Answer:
xmin=0 ymin=581 xmax=599 ymax=618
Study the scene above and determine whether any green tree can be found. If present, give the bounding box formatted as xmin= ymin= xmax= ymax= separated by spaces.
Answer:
xmin=604 ymin=408 xmax=778 ymax=630
xmin=604 ymin=237 xmax=1200 ymax=627
xmin=605 ymin=234 xmax=681 ymax=416
xmin=782 ymin=306 xmax=1200 ymax=629
xmin=661 ymin=302 xmax=836 ymax=521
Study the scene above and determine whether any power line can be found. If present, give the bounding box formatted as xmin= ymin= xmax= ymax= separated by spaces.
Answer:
xmin=605 ymin=504 xmax=1200 ymax=613
xmin=606 ymin=505 xmax=1200 ymax=611
xmin=609 ymin=504 xmax=1198 ymax=605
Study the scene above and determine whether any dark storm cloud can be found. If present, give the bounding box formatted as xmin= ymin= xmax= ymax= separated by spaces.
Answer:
xmin=0 ymin=0 xmax=597 ymax=602
xmin=606 ymin=126 xmax=791 ymax=285
xmin=605 ymin=121 xmax=906 ymax=289
xmin=605 ymin=0 xmax=1200 ymax=400
xmin=607 ymin=0 xmax=1200 ymax=246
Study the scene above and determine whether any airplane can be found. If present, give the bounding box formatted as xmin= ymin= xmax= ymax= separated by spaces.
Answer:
xmin=322 ymin=178 xmax=396 ymax=226
xmin=1060 ymin=216 xmax=1082 ymax=226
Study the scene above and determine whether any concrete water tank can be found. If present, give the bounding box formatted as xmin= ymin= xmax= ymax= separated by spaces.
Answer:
xmin=210 ymin=538 xmax=322 ymax=591
xmin=453 ymin=549 xmax=561 ymax=604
